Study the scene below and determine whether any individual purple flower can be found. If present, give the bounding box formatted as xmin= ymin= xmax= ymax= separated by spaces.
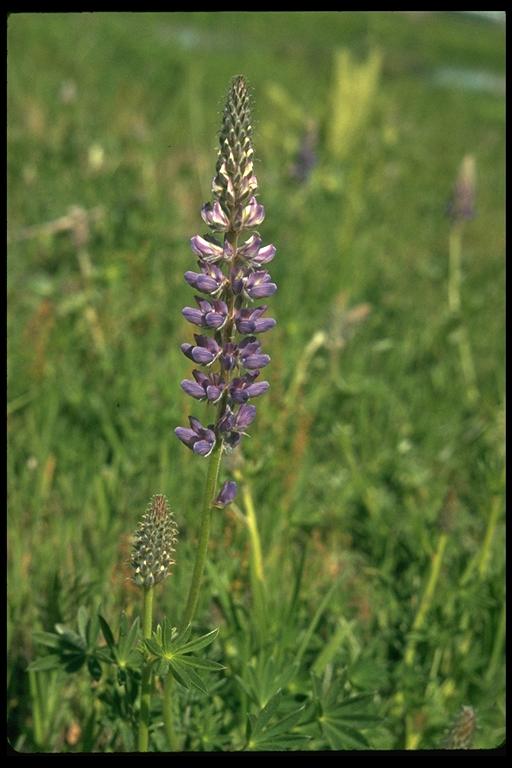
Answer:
xmin=238 ymin=235 xmax=276 ymax=268
xmin=181 ymin=370 xmax=225 ymax=403
xmin=229 ymin=373 xmax=269 ymax=403
xmin=218 ymin=404 xmax=257 ymax=449
xmin=236 ymin=196 xmax=265 ymax=229
xmin=182 ymin=297 xmax=228 ymax=330
xmin=175 ymin=416 xmax=216 ymax=457
xmin=239 ymin=336 xmax=271 ymax=370
xmin=184 ymin=263 xmax=227 ymax=295
xmin=201 ymin=201 xmax=231 ymax=231
xmin=233 ymin=270 xmax=277 ymax=300
xmin=213 ymin=480 xmax=238 ymax=509
xmin=190 ymin=234 xmax=224 ymax=263
xmin=236 ymin=305 xmax=276 ymax=334
xmin=181 ymin=334 xmax=222 ymax=366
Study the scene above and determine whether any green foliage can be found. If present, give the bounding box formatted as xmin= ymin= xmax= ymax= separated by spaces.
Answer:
xmin=29 ymin=606 xmax=107 ymax=679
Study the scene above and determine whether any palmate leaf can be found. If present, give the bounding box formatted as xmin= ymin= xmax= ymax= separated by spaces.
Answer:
xmin=145 ymin=621 xmax=223 ymax=694
xmin=312 ymin=673 xmax=381 ymax=750
xmin=237 ymin=654 xmax=300 ymax=709
xmin=246 ymin=691 xmax=310 ymax=751
xmin=321 ymin=718 xmax=370 ymax=750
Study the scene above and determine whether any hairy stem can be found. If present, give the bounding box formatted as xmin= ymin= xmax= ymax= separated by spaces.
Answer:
xmin=181 ymin=441 xmax=223 ymax=629
xmin=138 ymin=585 xmax=154 ymax=752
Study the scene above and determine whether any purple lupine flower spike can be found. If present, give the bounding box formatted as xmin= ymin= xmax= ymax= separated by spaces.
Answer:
xmin=176 ymin=75 xmax=276 ymax=493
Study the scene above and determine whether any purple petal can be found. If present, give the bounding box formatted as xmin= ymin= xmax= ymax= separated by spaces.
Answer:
xmin=193 ymin=348 xmax=215 ymax=364
xmin=201 ymin=201 xmax=230 ymax=231
xmin=246 ymin=381 xmax=269 ymax=398
xmin=190 ymin=234 xmax=223 ymax=261
xmin=214 ymin=480 xmax=238 ymax=508
xmin=247 ymin=282 xmax=277 ymax=299
xmin=204 ymin=312 xmax=226 ymax=329
xmin=184 ymin=271 xmax=220 ymax=294
xmin=182 ymin=307 xmax=203 ymax=326
xmin=189 ymin=416 xmax=203 ymax=434
xmin=175 ymin=427 xmax=195 ymax=448
xmin=181 ymin=380 xmax=206 ymax=399
xmin=239 ymin=234 xmax=262 ymax=260
xmin=243 ymin=353 xmax=270 ymax=369
xmin=237 ymin=404 xmax=257 ymax=429
xmin=240 ymin=197 xmax=265 ymax=228
xmin=206 ymin=385 xmax=223 ymax=402
xmin=253 ymin=318 xmax=276 ymax=333
xmin=254 ymin=244 xmax=276 ymax=265
xmin=193 ymin=439 xmax=215 ymax=457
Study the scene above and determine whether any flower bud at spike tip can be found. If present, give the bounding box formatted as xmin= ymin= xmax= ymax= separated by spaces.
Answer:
xmin=131 ymin=495 xmax=178 ymax=588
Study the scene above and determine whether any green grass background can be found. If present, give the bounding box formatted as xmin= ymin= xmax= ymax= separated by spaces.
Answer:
xmin=8 ymin=12 xmax=505 ymax=751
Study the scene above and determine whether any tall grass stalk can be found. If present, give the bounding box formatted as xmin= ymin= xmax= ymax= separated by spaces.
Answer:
xmin=404 ymin=531 xmax=448 ymax=668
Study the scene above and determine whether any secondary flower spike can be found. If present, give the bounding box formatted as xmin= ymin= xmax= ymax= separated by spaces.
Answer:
xmin=131 ymin=495 xmax=178 ymax=588
xmin=175 ymin=75 xmax=276 ymax=470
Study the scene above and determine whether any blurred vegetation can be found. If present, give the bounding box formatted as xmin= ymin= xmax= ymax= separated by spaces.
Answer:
xmin=8 ymin=12 xmax=505 ymax=751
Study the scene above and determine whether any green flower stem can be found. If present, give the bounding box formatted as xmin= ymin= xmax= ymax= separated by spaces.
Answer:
xmin=404 ymin=531 xmax=448 ymax=668
xmin=181 ymin=441 xmax=223 ymax=629
xmin=138 ymin=585 xmax=154 ymax=752
xmin=163 ymin=674 xmax=179 ymax=751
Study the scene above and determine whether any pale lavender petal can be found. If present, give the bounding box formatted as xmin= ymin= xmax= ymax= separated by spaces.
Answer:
xmin=190 ymin=235 xmax=223 ymax=261
xmin=239 ymin=197 xmax=265 ymax=228
xmin=254 ymin=244 xmax=276 ymax=265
